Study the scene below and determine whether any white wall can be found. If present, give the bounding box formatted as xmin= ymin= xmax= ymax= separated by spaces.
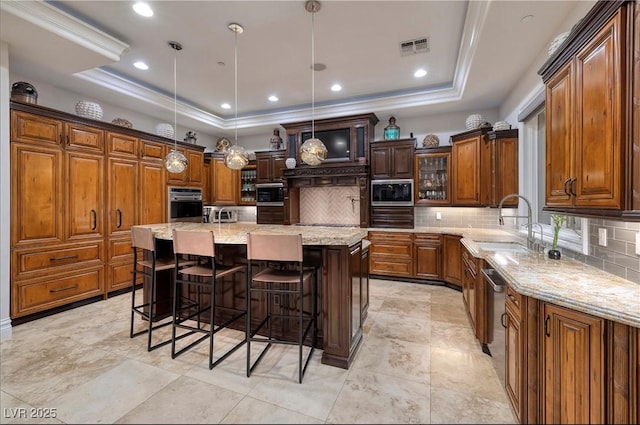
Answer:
xmin=1 ymin=42 xmax=12 ymax=339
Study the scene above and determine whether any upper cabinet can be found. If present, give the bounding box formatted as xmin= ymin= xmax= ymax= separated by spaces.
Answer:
xmin=539 ymin=0 xmax=639 ymax=220
xmin=255 ymin=150 xmax=286 ymax=184
xmin=450 ymin=128 xmax=519 ymax=207
xmin=210 ymin=153 xmax=239 ymax=206
xmin=165 ymin=146 xmax=203 ymax=186
xmin=370 ymin=138 xmax=415 ymax=180
xmin=414 ymin=146 xmax=451 ymax=205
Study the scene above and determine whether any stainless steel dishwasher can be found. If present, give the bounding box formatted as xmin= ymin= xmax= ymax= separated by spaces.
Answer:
xmin=482 ymin=267 xmax=507 ymax=389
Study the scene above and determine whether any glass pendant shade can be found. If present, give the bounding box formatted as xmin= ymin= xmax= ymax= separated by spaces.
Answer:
xmin=165 ymin=149 xmax=188 ymax=173
xmin=224 ymin=144 xmax=249 ymax=170
xmin=300 ymin=137 xmax=327 ymax=166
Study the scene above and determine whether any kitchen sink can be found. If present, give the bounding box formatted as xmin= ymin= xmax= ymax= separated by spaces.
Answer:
xmin=476 ymin=241 xmax=530 ymax=253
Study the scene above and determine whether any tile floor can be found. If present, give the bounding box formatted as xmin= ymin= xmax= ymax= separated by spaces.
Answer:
xmin=1 ymin=279 xmax=517 ymax=424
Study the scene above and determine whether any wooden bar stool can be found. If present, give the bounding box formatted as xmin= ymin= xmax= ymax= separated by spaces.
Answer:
xmin=130 ymin=226 xmax=175 ymax=351
xmin=246 ymin=233 xmax=317 ymax=383
xmin=171 ymin=229 xmax=247 ymax=369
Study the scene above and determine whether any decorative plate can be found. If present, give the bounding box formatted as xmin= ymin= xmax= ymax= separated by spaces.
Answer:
xmin=112 ymin=118 xmax=133 ymax=128
xmin=216 ymin=137 xmax=231 ymax=152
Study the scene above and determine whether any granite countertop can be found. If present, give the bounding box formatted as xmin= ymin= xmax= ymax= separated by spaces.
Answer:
xmin=459 ymin=236 xmax=640 ymax=328
xmin=137 ymin=222 xmax=368 ymax=246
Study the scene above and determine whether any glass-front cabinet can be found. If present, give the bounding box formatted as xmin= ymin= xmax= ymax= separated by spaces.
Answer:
xmin=239 ymin=163 xmax=256 ymax=205
xmin=414 ymin=146 xmax=451 ymax=205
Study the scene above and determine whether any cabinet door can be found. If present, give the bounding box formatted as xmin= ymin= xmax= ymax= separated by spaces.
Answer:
xmin=256 ymin=156 xmax=272 ymax=183
xmin=413 ymin=234 xmax=441 ymax=279
xmin=392 ymin=145 xmax=414 ymax=179
xmin=186 ymin=149 xmax=203 ymax=185
xmin=546 ymin=62 xmax=574 ymax=207
xmin=166 ymin=147 xmax=188 ymax=184
xmin=415 ymin=152 xmax=450 ymax=204
xmin=65 ymin=152 xmax=104 ymax=240
xmin=139 ymin=162 xmax=166 ymax=225
xmin=212 ymin=156 xmax=239 ymax=205
xmin=370 ymin=146 xmax=392 ymax=179
xmin=64 ymin=122 xmax=104 ymax=153
xmin=574 ymin=14 xmax=622 ymax=208
xmin=107 ymin=132 xmax=138 ymax=157
xmin=272 ymin=155 xmax=286 ymax=182
xmin=11 ymin=144 xmax=64 ymax=246
xmin=11 ymin=110 xmax=62 ymax=146
xmin=442 ymin=235 xmax=462 ymax=287
xmin=107 ymin=157 xmax=138 ymax=237
xmin=505 ymin=303 xmax=523 ymax=423
xmin=542 ymin=303 xmax=604 ymax=424
xmin=202 ymin=160 xmax=211 ymax=204
xmin=452 ymin=137 xmax=481 ymax=205
xmin=350 ymin=243 xmax=362 ymax=344
xmin=361 ymin=244 xmax=370 ymax=320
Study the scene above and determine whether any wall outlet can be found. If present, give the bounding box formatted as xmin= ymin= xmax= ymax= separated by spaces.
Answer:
xmin=436 ymin=212 xmax=442 ymax=220
xmin=598 ymin=228 xmax=608 ymax=247
xmin=636 ymin=232 xmax=640 ymax=255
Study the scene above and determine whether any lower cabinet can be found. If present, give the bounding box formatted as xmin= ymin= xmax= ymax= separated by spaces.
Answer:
xmin=505 ymin=284 xmax=524 ymax=423
xmin=442 ymin=235 xmax=462 ymax=288
xmin=368 ymin=231 xmax=413 ymax=277
xmin=461 ymin=244 xmax=478 ymax=332
xmin=542 ymin=302 xmax=605 ymax=424
xmin=413 ymin=234 xmax=441 ymax=280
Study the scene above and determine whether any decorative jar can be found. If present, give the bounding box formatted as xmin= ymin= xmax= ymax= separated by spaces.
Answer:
xmin=384 ymin=116 xmax=400 ymax=140
xmin=11 ymin=81 xmax=38 ymax=104
xmin=183 ymin=131 xmax=197 ymax=144
xmin=465 ymin=114 xmax=484 ymax=130
xmin=285 ymin=158 xmax=297 ymax=169
xmin=493 ymin=121 xmax=511 ymax=131
xmin=112 ymin=118 xmax=133 ymax=128
xmin=422 ymin=134 xmax=440 ymax=148
xmin=75 ymin=101 xmax=103 ymax=120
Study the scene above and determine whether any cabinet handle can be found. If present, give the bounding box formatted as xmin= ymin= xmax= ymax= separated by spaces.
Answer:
xmin=563 ymin=178 xmax=571 ymax=196
xmin=50 ymin=284 xmax=78 ymax=293
xmin=59 ymin=134 xmax=63 ymax=145
xmin=544 ymin=314 xmax=551 ymax=337
xmin=91 ymin=209 xmax=97 ymax=230
xmin=117 ymin=209 xmax=122 ymax=228
xmin=66 ymin=135 xmax=70 ymax=146
xmin=569 ymin=177 xmax=577 ymax=197
xmin=49 ymin=255 xmax=78 ymax=262
xmin=501 ymin=312 xmax=507 ymax=328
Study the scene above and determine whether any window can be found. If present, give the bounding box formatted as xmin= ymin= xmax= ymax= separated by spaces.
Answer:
xmin=520 ymin=101 xmax=589 ymax=254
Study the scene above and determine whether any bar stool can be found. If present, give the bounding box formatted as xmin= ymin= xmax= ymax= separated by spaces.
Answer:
xmin=246 ymin=233 xmax=317 ymax=383
xmin=171 ymin=229 xmax=247 ymax=369
xmin=130 ymin=226 xmax=175 ymax=351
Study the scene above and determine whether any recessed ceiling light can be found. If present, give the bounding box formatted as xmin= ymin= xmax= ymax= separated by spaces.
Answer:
xmin=133 ymin=61 xmax=148 ymax=70
xmin=331 ymin=84 xmax=342 ymax=92
xmin=268 ymin=95 xmax=279 ymax=102
xmin=221 ymin=103 xmax=231 ymax=109
xmin=520 ymin=14 xmax=534 ymax=23
xmin=414 ymin=69 xmax=427 ymax=78
xmin=133 ymin=2 xmax=153 ymax=17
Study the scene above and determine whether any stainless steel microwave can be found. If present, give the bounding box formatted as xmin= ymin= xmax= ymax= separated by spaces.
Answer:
xmin=256 ymin=183 xmax=284 ymax=206
xmin=371 ymin=179 xmax=414 ymax=206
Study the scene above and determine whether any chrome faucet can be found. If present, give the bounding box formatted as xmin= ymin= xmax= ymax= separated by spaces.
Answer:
xmin=531 ymin=222 xmax=545 ymax=253
xmin=498 ymin=194 xmax=534 ymax=250
xmin=217 ymin=207 xmax=227 ymax=227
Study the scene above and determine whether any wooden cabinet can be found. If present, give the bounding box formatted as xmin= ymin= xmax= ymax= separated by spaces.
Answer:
xmin=542 ymin=302 xmax=605 ymax=424
xmin=461 ymin=244 xmax=478 ymax=331
xmin=442 ymin=235 xmax=462 ymax=288
xmin=239 ymin=163 xmax=256 ymax=205
xmin=540 ymin=0 xmax=639 ymax=219
xmin=255 ymin=150 xmax=286 ymax=184
xmin=451 ymin=128 xmax=518 ymax=207
xmin=210 ymin=153 xmax=239 ymax=205
xmin=361 ymin=240 xmax=370 ymax=321
xmin=414 ymin=147 xmax=451 ymax=205
xmin=413 ymin=233 xmax=441 ymax=280
xmin=166 ymin=146 xmax=203 ymax=186
xmin=202 ymin=157 xmax=211 ymax=204
xmin=370 ymin=138 xmax=414 ymax=180
xmin=10 ymin=108 xmax=105 ymax=317
xmin=505 ymin=284 xmax=524 ymax=424
xmin=367 ymin=231 xmax=413 ymax=277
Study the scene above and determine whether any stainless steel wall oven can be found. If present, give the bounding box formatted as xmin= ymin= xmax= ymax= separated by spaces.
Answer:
xmin=256 ymin=183 xmax=284 ymax=206
xmin=168 ymin=186 xmax=203 ymax=222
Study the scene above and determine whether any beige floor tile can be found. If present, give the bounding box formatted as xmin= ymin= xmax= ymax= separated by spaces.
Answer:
xmin=221 ymin=396 xmax=323 ymax=424
xmin=327 ymin=367 xmax=431 ymax=424
xmin=367 ymin=310 xmax=431 ymax=344
xmin=430 ymin=321 xmax=481 ymax=353
xmin=49 ymin=359 xmax=179 ymax=424
xmin=430 ymin=386 xmax=517 ymax=424
xmin=114 ymin=375 xmax=243 ymax=424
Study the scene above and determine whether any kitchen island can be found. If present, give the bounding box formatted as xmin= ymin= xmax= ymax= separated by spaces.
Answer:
xmin=135 ymin=222 xmax=369 ymax=369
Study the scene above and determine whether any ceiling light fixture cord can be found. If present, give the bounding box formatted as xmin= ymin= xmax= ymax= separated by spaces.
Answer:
xmin=173 ymin=48 xmax=177 ymax=150
xmin=311 ymin=6 xmax=315 ymax=139
xmin=234 ymin=27 xmax=238 ymax=145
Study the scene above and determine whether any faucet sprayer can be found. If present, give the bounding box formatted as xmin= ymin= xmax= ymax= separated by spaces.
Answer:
xmin=498 ymin=193 xmax=534 ymax=250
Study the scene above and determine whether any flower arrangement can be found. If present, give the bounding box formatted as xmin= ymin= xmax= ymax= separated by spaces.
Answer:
xmin=549 ymin=214 xmax=568 ymax=259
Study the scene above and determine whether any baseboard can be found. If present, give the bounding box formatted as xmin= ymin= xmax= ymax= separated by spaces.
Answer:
xmin=0 ymin=316 xmax=13 ymax=340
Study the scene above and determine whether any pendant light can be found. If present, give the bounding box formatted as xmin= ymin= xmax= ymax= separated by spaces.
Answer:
xmin=300 ymin=0 xmax=327 ymax=166
xmin=164 ymin=41 xmax=189 ymax=173
xmin=224 ymin=23 xmax=249 ymax=170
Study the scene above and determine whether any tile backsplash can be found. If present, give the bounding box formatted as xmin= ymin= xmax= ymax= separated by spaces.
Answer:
xmin=300 ymin=186 xmax=360 ymax=226
xmin=415 ymin=207 xmax=502 ymax=228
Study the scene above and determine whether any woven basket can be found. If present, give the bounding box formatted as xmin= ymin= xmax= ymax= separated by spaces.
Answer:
xmin=75 ymin=101 xmax=103 ymax=120
xmin=465 ymin=114 xmax=484 ymax=130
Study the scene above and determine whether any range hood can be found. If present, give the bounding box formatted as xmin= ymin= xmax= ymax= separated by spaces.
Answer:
xmin=283 ymin=162 xmax=368 ymax=187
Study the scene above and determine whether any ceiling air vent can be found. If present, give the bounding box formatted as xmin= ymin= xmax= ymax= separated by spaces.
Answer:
xmin=400 ymin=37 xmax=430 ymax=56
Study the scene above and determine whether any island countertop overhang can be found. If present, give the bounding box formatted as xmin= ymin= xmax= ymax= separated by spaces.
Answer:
xmin=134 ymin=222 xmax=368 ymax=246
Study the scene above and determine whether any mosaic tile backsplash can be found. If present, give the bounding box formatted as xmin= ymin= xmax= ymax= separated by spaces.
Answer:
xmin=299 ymin=186 xmax=360 ymax=226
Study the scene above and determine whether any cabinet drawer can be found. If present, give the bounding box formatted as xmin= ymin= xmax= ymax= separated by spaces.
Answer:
xmin=369 ymin=242 xmax=412 ymax=257
xmin=370 ymin=255 xmax=412 ymax=276
xmin=107 ymin=261 xmax=136 ymax=293
xmin=414 ymin=233 xmax=441 ymax=243
xmin=13 ymin=242 xmax=103 ymax=278
xmin=368 ymin=231 xmax=413 ymax=242
xmin=505 ymin=284 xmax=523 ymax=316
xmin=109 ymin=238 xmax=133 ymax=262
xmin=14 ymin=267 xmax=103 ymax=317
